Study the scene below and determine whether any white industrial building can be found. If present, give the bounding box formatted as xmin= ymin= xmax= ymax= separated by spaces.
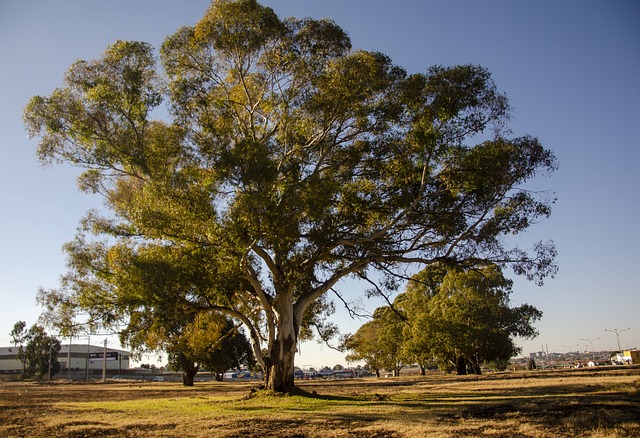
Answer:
xmin=0 ymin=344 xmax=130 ymax=378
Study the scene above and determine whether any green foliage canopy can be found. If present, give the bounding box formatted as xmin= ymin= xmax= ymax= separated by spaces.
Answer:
xmin=343 ymin=306 xmax=406 ymax=376
xmin=167 ymin=315 xmax=254 ymax=385
xmin=10 ymin=322 xmax=61 ymax=380
xmin=401 ymin=264 xmax=542 ymax=374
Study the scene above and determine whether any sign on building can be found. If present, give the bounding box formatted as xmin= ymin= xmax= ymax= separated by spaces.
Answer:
xmin=88 ymin=352 xmax=119 ymax=361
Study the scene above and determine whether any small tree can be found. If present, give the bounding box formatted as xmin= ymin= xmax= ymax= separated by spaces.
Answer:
xmin=342 ymin=321 xmax=383 ymax=378
xmin=372 ymin=307 xmax=406 ymax=377
xmin=342 ymin=306 xmax=406 ymax=377
xmin=11 ymin=322 xmax=61 ymax=380
xmin=10 ymin=321 xmax=28 ymax=378
xmin=400 ymin=263 xmax=542 ymax=375
xmin=200 ymin=320 xmax=255 ymax=382
xmin=400 ymin=265 xmax=449 ymax=374
xmin=166 ymin=315 xmax=255 ymax=386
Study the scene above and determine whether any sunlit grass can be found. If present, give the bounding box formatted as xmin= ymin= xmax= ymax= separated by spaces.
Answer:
xmin=3 ymin=368 xmax=639 ymax=437
xmin=60 ymin=391 xmax=367 ymax=419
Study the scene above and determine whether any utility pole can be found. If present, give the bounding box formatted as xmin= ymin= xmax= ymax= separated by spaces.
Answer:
xmin=67 ymin=338 xmax=72 ymax=380
xmin=86 ymin=336 xmax=90 ymax=381
xmin=605 ymin=328 xmax=630 ymax=351
xmin=48 ymin=342 xmax=52 ymax=381
xmin=102 ymin=338 xmax=107 ymax=382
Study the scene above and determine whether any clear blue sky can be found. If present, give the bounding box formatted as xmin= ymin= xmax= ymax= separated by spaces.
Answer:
xmin=1 ymin=1 xmax=638 ymax=368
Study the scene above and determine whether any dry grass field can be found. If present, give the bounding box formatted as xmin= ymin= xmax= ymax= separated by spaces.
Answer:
xmin=1 ymin=367 xmax=638 ymax=437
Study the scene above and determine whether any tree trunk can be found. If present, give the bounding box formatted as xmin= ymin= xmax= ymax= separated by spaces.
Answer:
xmin=264 ymin=293 xmax=297 ymax=393
xmin=456 ymin=356 xmax=467 ymax=375
xmin=419 ymin=364 xmax=426 ymax=375
xmin=472 ymin=351 xmax=482 ymax=375
xmin=265 ymin=353 xmax=295 ymax=393
xmin=182 ymin=368 xmax=197 ymax=386
xmin=182 ymin=362 xmax=199 ymax=386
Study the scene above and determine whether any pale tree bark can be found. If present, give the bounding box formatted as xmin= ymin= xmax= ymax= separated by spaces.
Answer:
xmin=265 ymin=292 xmax=297 ymax=393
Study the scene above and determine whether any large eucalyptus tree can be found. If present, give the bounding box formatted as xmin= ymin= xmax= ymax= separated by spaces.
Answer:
xmin=25 ymin=0 xmax=556 ymax=393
